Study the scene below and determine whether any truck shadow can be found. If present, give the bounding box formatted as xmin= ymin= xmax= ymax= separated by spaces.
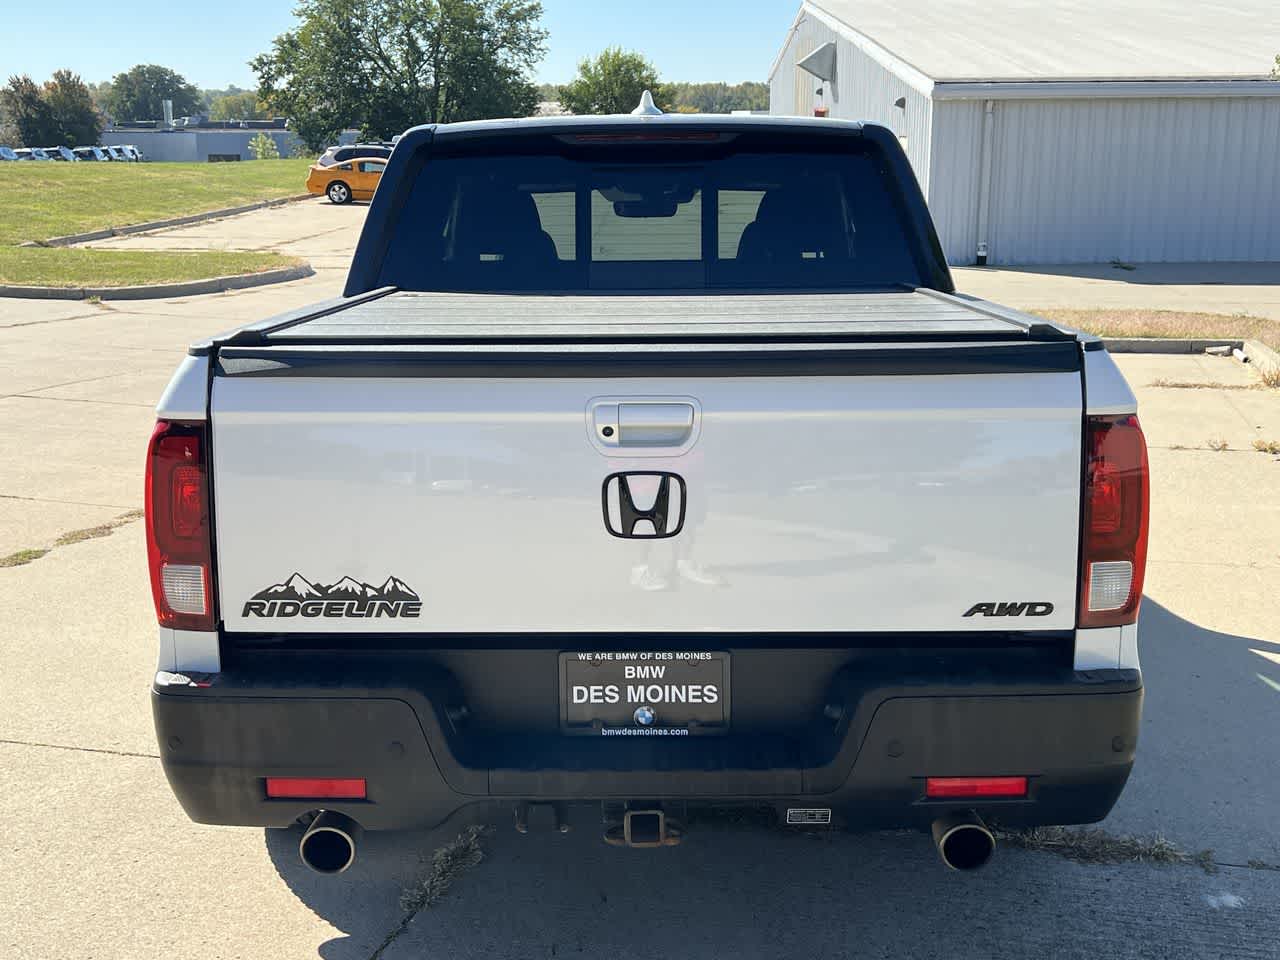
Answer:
xmin=1099 ymin=598 xmax=1280 ymax=860
xmin=263 ymin=599 xmax=1280 ymax=959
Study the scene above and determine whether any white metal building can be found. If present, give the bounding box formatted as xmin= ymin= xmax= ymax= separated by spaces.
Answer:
xmin=769 ymin=0 xmax=1280 ymax=265
xmin=102 ymin=126 xmax=304 ymax=163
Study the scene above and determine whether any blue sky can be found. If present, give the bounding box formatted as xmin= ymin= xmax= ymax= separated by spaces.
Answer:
xmin=0 ymin=0 xmax=792 ymax=89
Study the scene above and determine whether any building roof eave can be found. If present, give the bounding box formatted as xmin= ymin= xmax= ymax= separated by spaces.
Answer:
xmin=932 ymin=79 xmax=1280 ymax=101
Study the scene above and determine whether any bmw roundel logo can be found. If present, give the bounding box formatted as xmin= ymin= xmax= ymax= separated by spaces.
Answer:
xmin=633 ymin=705 xmax=656 ymax=726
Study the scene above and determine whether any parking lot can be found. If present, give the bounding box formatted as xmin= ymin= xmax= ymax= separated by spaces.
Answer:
xmin=1 ymin=201 xmax=1278 ymax=959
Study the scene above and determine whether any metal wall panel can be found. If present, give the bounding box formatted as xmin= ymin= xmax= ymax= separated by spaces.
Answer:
xmin=986 ymin=97 xmax=1280 ymax=264
xmin=101 ymin=128 xmax=304 ymax=163
xmin=926 ymin=101 xmax=985 ymax=265
xmin=769 ymin=14 xmax=934 ymax=193
xmin=769 ymin=27 xmax=798 ymax=117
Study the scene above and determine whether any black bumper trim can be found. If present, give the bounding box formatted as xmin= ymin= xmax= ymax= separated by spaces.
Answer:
xmin=153 ymin=664 xmax=1141 ymax=831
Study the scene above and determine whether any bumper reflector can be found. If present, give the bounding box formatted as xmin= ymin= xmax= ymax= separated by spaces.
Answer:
xmin=925 ymin=776 xmax=1028 ymax=799
xmin=265 ymin=777 xmax=367 ymax=800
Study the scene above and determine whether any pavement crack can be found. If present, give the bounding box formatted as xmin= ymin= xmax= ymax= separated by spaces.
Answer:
xmin=0 ymin=509 xmax=143 ymax=568
xmin=12 ymin=394 xmax=153 ymax=408
xmin=368 ymin=825 xmax=491 ymax=960
xmin=0 ymin=738 xmax=159 ymax=760
xmin=0 ymin=312 xmax=105 ymax=330
xmin=0 ymin=493 xmax=135 ymax=509
xmin=3 ymin=372 xmax=131 ymax=398
xmin=995 ymin=825 xmax=1218 ymax=872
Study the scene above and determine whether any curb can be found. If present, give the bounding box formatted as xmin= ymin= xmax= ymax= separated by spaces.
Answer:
xmin=22 ymin=194 xmax=314 ymax=248
xmin=1243 ymin=339 xmax=1280 ymax=372
xmin=0 ymin=263 xmax=315 ymax=301
xmin=1101 ymin=337 xmax=1245 ymax=354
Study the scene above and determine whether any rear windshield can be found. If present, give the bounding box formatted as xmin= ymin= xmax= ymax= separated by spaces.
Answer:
xmin=379 ymin=134 xmax=924 ymax=292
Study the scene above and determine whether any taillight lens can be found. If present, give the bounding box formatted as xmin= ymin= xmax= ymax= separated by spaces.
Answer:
xmin=146 ymin=420 xmax=215 ymax=630
xmin=1078 ymin=415 xmax=1149 ymax=628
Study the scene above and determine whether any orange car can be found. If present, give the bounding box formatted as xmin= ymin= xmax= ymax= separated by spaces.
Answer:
xmin=306 ymin=157 xmax=387 ymax=204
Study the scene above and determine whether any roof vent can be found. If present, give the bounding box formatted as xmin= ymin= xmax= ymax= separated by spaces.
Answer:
xmin=631 ymin=90 xmax=664 ymax=116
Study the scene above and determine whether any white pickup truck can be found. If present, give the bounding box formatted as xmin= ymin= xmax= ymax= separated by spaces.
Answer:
xmin=148 ymin=111 xmax=1149 ymax=874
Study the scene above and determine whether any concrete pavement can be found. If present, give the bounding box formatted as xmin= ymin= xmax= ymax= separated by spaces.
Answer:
xmin=0 ymin=203 xmax=356 ymax=555
xmin=1 ymin=200 xmax=1278 ymax=959
xmin=85 ymin=196 xmax=366 ymax=277
xmin=956 ymin=261 xmax=1280 ymax=322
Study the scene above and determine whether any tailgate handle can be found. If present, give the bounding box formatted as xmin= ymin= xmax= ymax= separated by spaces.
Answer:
xmin=595 ymin=402 xmax=695 ymax=448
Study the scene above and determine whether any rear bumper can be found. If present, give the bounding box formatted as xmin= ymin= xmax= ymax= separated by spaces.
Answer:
xmin=153 ymin=656 xmax=1142 ymax=832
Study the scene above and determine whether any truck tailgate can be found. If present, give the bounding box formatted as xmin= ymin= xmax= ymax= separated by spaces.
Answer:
xmin=211 ymin=326 xmax=1083 ymax=636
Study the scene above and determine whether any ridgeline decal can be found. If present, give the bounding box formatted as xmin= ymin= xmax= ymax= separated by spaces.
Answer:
xmin=243 ymin=573 xmax=422 ymax=619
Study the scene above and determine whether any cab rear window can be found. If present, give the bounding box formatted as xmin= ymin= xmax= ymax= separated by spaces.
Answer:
xmin=378 ymin=134 xmax=923 ymax=292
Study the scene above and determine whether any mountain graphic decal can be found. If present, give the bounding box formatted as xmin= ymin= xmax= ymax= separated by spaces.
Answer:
xmin=377 ymin=576 xmax=419 ymax=601
xmin=245 ymin=573 xmax=422 ymax=619
xmin=324 ymin=576 xmax=378 ymax=598
xmin=252 ymin=573 xmax=323 ymax=601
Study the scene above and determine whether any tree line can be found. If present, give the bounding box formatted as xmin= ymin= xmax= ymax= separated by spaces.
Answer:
xmin=539 ymin=77 xmax=768 ymax=115
xmin=0 ymin=66 xmax=272 ymax=147
xmin=3 ymin=0 xmax=773 ymax=152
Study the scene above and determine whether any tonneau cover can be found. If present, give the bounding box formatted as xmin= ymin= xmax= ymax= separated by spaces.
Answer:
xmin=262 ymin=290 xmax=1069 ymax=344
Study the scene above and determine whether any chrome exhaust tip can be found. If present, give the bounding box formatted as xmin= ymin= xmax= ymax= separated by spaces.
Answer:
xmin=299 ymin=810 xmax=362 ymax=875
xmin=932 ymin=812 xmax=995 ymax=872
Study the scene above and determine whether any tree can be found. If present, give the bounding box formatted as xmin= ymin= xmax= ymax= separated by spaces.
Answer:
xmin=86 ymin=80 xmax=114 ymax=113
xmin=248 ymin=131 xmax=281 ymax=159
xmin=1 ymin=75 xmax=58 ymax=146
xmin=558 ymin=48 xmax=669 ymax=116
xmin=202 ymin=85 xmax=241 ymax=111
xmin=210 ymin=91 xmax=265 ymax=121
xmin=42 ymin=70 xmax=102 ymax=146
xmin=667 ymin=81 xmax=769 ymax=114
xmin=0 ymin=101 xmax=17 ymax=145
xmin=105 ymin=64 xmax=200 ymax=122
xmin=252 ymin=0 xmax=547 ymax=152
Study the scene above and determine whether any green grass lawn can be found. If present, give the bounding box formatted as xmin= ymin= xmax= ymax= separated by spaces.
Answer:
xmin=0 ymin=158 xmax=313 ymax=245
xmin=0 ymin=247 xmax=301 ymax=287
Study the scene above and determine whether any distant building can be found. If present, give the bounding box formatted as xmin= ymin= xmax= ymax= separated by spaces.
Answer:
xmin=769 ymin=0 xmax=1280 ymax=265
xmin=102 ymin=117 xmax=306 ymax=163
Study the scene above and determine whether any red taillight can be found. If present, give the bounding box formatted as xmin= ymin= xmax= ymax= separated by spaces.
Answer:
xmin=265 ymin=777 xmax=367 ymax=800
xmin=1078 ymin=415 xmax=1150 ymax=628
xmin=145 ymin=420 xmax=215 ymax=631
xmin=925 ymin=776 xmax=1028 ymax=799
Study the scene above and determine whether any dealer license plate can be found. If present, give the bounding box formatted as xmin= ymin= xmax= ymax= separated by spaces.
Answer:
xmin=559 ymin=651 xmax=730 ymax=735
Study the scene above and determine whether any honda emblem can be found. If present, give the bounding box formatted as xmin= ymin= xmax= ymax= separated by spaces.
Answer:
xmin=602 ymin=473 xmax=686 ymax=539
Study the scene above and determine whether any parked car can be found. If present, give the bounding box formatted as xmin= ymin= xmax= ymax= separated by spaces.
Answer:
xmin=306 ymin=157 xmax=386 ymax=204
xmin=150 ymin=109 xmax=1149 ymax=877
xmin=316 ymin=143 xmax=393 ymax=167
xmin=14 ymin=147 xmax=53 ymax=161
xmin=103 ymin=145 xmax=128 ymax=162
xmin=73 ymin=146 xmax=107 ymax=161
xmin=47 ymin=145 xmax=78 ymax=161
xmin=0 ymin=146 xmax=18 ymax=161
xmin=122 ymin=144 xmax=145 ymax=161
